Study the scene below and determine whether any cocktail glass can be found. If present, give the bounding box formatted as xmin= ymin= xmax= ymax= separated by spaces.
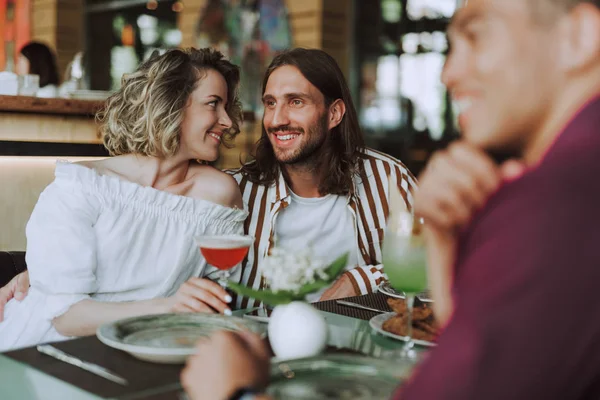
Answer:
xmin=382 ymin=212 xmax=427 ymax=360
xmin=194 ymin=235 xmax=253 ymax=289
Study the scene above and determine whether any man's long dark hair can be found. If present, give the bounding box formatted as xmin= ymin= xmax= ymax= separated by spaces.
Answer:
xmin=241 ymin=48 xmax=365 ymax=196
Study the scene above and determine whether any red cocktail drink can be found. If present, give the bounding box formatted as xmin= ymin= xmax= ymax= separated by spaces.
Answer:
xmin=195 ymin=235 xmax=253 ymax=288
xmin=201 ymin=246 xmax=249 ymax=270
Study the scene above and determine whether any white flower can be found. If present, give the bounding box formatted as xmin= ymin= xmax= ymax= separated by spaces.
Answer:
xmin=261 ymin=247 xmax=329 ymax=293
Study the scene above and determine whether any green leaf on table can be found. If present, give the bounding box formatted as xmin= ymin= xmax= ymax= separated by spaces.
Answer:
xmin=294 ymin=280 xmax=332 ymax=296
xmin=227 ymin=252 xmax=350 ymax=306
xmin=227 ymin=281 xmax=299 ymax=306
xmin=295 ymin=253 xmax=350 ymax=296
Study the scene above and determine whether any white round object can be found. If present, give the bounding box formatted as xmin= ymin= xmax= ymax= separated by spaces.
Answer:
xmin=268 ymin=301 xmax=328 ymax=360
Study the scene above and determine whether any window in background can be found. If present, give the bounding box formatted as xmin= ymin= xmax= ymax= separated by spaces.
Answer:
xmin=86 ymin=0 xmax=181 ymax=91
xmin=381 ymin=0 xmax=402 ymax=23
xmin=355 ymin=0 xmax=458 ymax=175
xmin=399 ymin=31 xmax=448 ymax=139
xmin=109 ymin=15 xmax=138 ymax=91
xmin=406 ymin=0 xmax=455 ymax=19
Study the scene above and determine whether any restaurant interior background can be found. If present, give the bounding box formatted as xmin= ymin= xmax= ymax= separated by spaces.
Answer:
xmin=0 ymin=0 xmax=460 ymax=249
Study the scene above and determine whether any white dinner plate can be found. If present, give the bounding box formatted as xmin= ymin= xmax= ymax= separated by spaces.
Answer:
xmin=97 ymin=313 xmax=266 ymax=364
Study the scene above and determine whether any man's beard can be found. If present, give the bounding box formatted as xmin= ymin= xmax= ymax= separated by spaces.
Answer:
xmin=268 ymin=113 xmax=329 ymax=167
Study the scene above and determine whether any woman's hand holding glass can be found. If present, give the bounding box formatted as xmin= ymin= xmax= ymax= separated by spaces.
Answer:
xmin=163 ymin=278 xmax=233 ymax=315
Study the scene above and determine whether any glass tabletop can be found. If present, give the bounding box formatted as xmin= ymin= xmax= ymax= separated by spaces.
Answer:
xmin=320 ymin=311 xmax=426 ymax=362
xmin=0 ymin=354 xmax=103 ymax=400
xmin=0 ymin=309 xmax=422 ymax=399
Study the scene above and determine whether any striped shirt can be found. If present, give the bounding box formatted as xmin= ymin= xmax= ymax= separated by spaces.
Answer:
xmin=228 ymin=148 xmax=418 ymax=309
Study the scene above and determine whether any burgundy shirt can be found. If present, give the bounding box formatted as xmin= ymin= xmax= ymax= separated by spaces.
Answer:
xmin=399 ymin=96 xmax=600 ymax=400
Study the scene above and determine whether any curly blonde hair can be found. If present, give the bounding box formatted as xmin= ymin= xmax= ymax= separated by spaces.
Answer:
xmin=98 ymin=48 xmax=243 ymax=157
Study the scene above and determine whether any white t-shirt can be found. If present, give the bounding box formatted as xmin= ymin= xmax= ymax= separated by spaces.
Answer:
xmin=274 ymin=190 xmax=357 ymax=302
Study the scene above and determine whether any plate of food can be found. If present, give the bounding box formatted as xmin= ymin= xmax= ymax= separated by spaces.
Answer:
xmin=377 ymin=281 xmax=433 ymax=303
xmin=369 ymin=298 xmax=438 ymax=347
xmin=267 ymin=354 xmax=411 ymax=400
xmin=97 ymin=313 xmax=266 ymax=364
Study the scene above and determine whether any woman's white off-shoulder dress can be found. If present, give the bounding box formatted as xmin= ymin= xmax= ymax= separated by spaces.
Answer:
xmin=0 ymin=161 xmax=247 ymax=351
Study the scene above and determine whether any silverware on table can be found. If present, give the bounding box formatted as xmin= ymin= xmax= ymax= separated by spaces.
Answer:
xmin=335 ymin=300 xmax=388 ymax=314
xmin=36 ymin=344 xmax=128 ymax=386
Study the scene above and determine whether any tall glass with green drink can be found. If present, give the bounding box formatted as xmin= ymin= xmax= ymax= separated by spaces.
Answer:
xmin=382 ymin=211 xmax=427 ymax=359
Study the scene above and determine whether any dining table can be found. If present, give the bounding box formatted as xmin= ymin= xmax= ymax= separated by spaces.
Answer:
xmin=0 ymin=293 xmax=423 ymax=399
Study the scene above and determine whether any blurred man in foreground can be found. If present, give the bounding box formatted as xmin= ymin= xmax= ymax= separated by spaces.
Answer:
xmin=181 ymin=0 xmax=600 ymax=399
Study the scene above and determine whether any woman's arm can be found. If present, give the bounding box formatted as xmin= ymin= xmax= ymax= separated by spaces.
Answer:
xmin=52 ymin=297 xmax=168 ymax=337
xmin=53 ymin=277 xmax=233 ymax=337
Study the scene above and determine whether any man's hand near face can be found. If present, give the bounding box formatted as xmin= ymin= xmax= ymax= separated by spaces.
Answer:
xmin=414 ymin=141 xmax=524 ymax=326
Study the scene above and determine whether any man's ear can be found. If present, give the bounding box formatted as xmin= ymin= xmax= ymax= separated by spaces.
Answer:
xmin=557 ymin=3 xmax=600 ymax=73
xmin=328 ymin=99 xmax=346 ymax=131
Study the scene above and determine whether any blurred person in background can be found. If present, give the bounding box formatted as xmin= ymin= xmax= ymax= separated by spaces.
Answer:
xmin=0 ymin=48 xmax=247 ymax=351
xmin=16 ymin=42 xmax=60 ymax=98
xmin=180 ymin=0 xmax=600 ymax=399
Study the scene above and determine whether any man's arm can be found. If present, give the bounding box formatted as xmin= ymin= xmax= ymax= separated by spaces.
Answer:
xmin=320 ymin=266 xmax=379 ymax=301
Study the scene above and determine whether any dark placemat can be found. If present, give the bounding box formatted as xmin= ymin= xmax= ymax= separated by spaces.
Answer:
xmin=4 ymin=336 xmax=183 ymax=399
xmin=3 ymin=295 xmax=394 ymax=399
xmin=313 ymin=293 xmax=393 ymax=320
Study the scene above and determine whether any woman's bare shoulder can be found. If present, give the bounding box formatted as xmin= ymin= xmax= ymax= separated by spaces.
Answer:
xmin=187 ymin=165 xmax=243 ymax=209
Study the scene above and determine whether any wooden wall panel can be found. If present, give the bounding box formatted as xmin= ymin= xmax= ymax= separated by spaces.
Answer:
xmin=31 ymin=0 xmax=56 ymax=45
xmin=29 ymin=0 xmax=83 ymax=78
xmin=321 ymin=0 xmax=351 ymax=78
xmin=178 ymin=0 xmax=207 ymax=48
xmin=287 ymin=0 xmax=322 ymax=49
xmin=0 ymin=114 xmax=100 ymax=144
xmin=286 ymin=0 xmax=322 ymax=15
xmin=55 ymin=0 xmax=83 ymax=77
xmin=286 ymin=0 xmax=351 ymax=76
